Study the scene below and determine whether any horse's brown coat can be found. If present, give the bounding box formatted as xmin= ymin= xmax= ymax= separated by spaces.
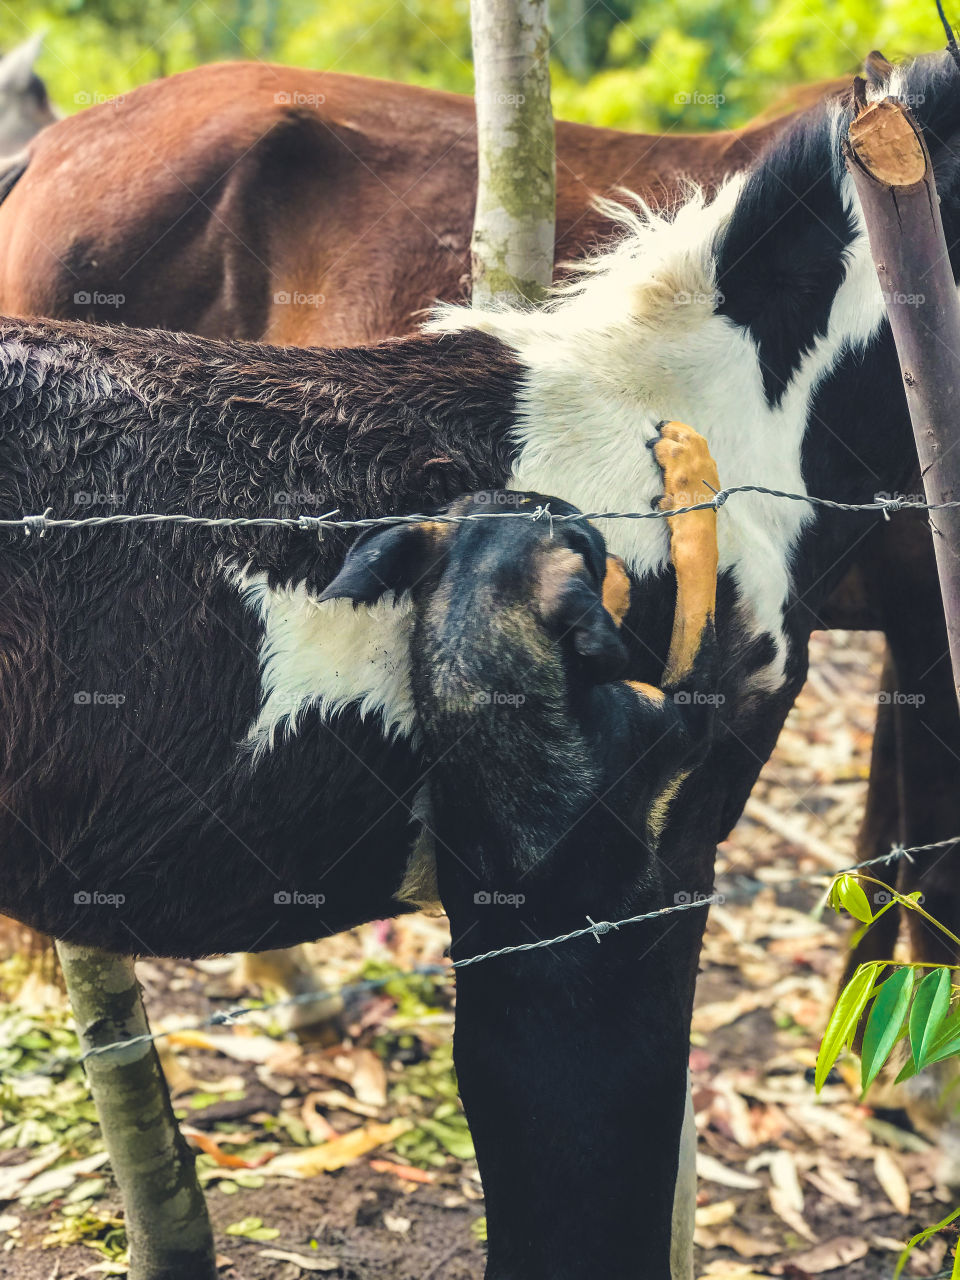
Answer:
xmin=0 ymin=62 xmax=844 ymax=346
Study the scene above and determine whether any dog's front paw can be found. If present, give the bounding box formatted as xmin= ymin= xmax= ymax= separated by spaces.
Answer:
xmin=651 ymin=421 xmax=720 ymax=511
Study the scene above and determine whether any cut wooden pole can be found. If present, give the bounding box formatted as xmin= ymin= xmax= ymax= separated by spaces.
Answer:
xmin=56 ymin=942 xmax=217 ymax=1280
xmin=845 ymin=95 xmax=960 ymax=712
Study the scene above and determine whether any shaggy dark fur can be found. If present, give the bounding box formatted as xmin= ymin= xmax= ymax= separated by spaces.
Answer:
xmin=0 ymin=319 xmax=521 ymax=955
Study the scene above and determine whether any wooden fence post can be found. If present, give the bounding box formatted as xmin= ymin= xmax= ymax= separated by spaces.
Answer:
xmin=845 ymin=94 xmax=960 ymax=710
xmin=57 ymin=942 xmax=217 ymax=1280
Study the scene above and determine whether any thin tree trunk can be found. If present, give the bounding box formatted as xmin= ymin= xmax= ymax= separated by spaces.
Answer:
xmin=470 ymin=0 xmax=556 ymax=304
xmin=845 ymin=94 xmax=960 ymax=713
xmin=56 ymin=942 xmax=217 ymax=1280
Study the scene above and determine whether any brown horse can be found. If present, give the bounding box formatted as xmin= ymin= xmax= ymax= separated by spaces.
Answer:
xmin=0 ymin=60 xmax=845 ymax=345
xmin=0 ymin=55 xmax=953 ymax=993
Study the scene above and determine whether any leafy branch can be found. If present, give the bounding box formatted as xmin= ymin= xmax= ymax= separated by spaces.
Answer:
xmin=819 ymin=871 xmax=960 ymax=1277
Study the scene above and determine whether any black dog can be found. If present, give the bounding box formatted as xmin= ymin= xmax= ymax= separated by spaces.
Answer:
xmin=322 ymin=421 xmax=722 ymax=1279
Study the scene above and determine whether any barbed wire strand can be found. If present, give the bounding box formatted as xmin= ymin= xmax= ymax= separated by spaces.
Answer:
xmin=5 ymin=485 xmax=956 ymax=1066
xmin=3 ymin=486 xmax=953 ymax=538
xmin=18 ymin=832 xmax=949 ymax=1071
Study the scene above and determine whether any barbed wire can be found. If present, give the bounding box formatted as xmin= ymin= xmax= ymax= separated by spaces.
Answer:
xmin=13 ymin=831 xmax=951 ymax=1072
xmin=5 ymin=485 xmax=955 ymax=539
xmin=5 ymin=482 xmax=958 ymax=1068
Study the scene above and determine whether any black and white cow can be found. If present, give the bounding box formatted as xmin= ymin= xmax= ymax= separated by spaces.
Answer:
xmin=0 ymin=51 xmax=958 ymax=1278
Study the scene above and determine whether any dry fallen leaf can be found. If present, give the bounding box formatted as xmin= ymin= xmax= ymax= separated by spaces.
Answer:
xmin=803 ymin=1157 xmax=860 ymax=1209
xmin=300 ymin=1094 xmax=340 ymax=1144
xmin=257 ymin=1248 xmax=340 ymax=1271
xmin=713 ymin=1226 xmax=780 ymax=1259
xmin=787 ymin=1236 xmax=869 ymax=1273
xmin=696 ymin=1154 xmax=762 ymax=1191
xmin=181 ymin=1128 xmax=274 ymax=1170
xmin=695 ymin=1200 xmax=739 ymax=1228
xmin=693 ymin=991 xmax=772 ymax=1034
xmin=767 ymin=1150 xmax=815 ymax=1243
xmin=369 ymin=1160 xmax=436 ymax=1184
xmin=16 ymin=1151 xmax=109 ymax=1201
xmin=873 ymin=1149 xmax=911 ymax=1215
xmin=698 ymin=1264 xmax=771 ymax=1279
xmin=307 ymin=1088 xmax=382 ymax=1119
xmin=0 ymin=1148 xmax=65 ymax=1202
xmin=263 ymin=1119 xmax=412 ymax=1177
xmin=338 ymin=1049 xmax=388 ymax=1108
xmin=166 ymin=1031 xmax=280 ymax=1063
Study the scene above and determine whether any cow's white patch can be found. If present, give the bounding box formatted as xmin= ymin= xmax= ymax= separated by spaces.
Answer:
xmin=236 ymin=158 xmax=891 ymax=739
xmin=430 ymin=174 xmax=887 ymax=690
xmin=234 ymin=567 xmax=417 ymax=752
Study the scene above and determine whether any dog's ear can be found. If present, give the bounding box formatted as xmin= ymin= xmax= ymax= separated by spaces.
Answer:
xmin=319 ymin=522 xmax=443 ymax=606
xmin=538 ymin=546 xmax=628 ymax=683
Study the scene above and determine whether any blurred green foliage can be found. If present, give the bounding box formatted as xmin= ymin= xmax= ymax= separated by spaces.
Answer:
xmin=0 ymin=0 xmax=949 ymax=130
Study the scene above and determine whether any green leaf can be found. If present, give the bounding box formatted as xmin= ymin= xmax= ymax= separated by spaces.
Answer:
xmin=898 ymin=1000 xmax=960 ymax=1081
xmin=862 ymin=967 xmax=914 ymax=1092
xmin=815 ymin=962 xmax=881 ymax=1092
xmin=833 ymin=874 xmax=874 ymax=924
xmin=225 ymin=1216 xmax=279 ymax=1240
xmin=895 ymin=1204 xmax=960 ymax=1278
xmin=910 ymin=968 xmax=953 ymax=1069
xmin=928 ymin=1035 xmax=960 ymax=1066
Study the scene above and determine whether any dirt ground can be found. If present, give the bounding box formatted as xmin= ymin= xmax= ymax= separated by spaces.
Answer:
xmin=1 ymin=629 xmax=957 ymax=1280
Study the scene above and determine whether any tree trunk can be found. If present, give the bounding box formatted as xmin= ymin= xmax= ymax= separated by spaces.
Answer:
xmin=56 ymin=942 xmax=217 ymax=1280
xmin=845 ymin=95 xmax=960 ymax=713
xmin=470 ymin=0 xmax=556 ymax=304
